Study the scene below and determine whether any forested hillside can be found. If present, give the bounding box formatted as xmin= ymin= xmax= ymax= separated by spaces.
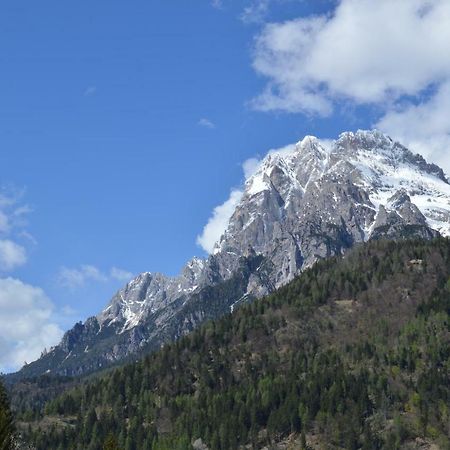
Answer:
xmin=0 ymin=378 xmax=15 ymax=449
xmin=13 ymin=239 xmax=450 ymax=449
xmin=12 ymin=130 xmax=450 ymax=383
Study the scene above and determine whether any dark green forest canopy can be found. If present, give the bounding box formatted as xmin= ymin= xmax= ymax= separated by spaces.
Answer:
xmin=11 ymin=238 xmax=450 ymax=449
xmin=0 ymin=378 xmax=15 ymax=450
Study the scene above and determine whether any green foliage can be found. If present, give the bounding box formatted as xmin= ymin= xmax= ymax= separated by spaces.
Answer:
xmin=14 ymin=238 xmax=450 ymax=449
xmin=103 ymin=433 xmax=120 ymax=450
xmin=0 ymin=378 xmax=15 ymax=450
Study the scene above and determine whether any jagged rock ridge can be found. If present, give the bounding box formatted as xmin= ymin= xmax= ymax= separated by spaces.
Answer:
xmin=12 ymin=130 xmax=450 ymax=378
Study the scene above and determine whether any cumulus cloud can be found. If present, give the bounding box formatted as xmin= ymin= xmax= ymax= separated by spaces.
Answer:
xmin=0 ymin=277 xmax=63 ymax=372
xmin=58 ymin=264 xmax=133 ymax=289
xmin=250 ymin=0 xmax=450 ymax=171
xmin=0 ymin=240 xmax=27 ymax=271
xmin=251 ymin=0 xmax=450 ymax=113
xmin=376 ymin=81 xmax=450 ymax=175
xmin=196 ymin=189 xmax=243 ymax=253
xmin=198 ymin=118 xmax=216 ymax=129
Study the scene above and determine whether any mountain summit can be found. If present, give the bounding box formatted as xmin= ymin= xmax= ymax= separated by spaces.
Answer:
xmin=13 ymin=130 xmax=450 ymax=378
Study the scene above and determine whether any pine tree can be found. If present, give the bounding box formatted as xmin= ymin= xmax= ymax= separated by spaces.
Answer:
xmin=300 ymin=430 xmax=307 ymax=449
xmin=0 ymin=378 xmax=15 ymax=450
xmin=103 ymin=433 xmax=120 ymax=450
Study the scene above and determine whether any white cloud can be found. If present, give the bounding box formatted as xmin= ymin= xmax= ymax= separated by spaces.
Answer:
xmin=0 ymin=187 xmax=33 ymax=273
xmin=198 ymin=118 xmax=216 ymax=129
xmin=197 ymin=143 xmax=300 ymax=254
xmin=0 ymin=240 xmax=27 ymax=271
xmin=58 ymin=264 xmax=133 ymax=289
xmin=251 ymin=0 xmax=450 ymax=114
xmin=241 ymin=0 xmax=271 ymax=24
xmin=58 ymin=265 xmax=106 ymax=289
xmin=110 ymin=267 xmax=134 ymax=282
xmin=0 ymin=188 xmax=31 ymax=229
xmin=242 ymin=157 xmax=261 ymax=178
xmin=0 ymin=277 xmax=63 ymax=372
xmin=211 ymin=0 xmax=223 ymax=9
xmin=197 ymin=189 xmax=243 ymax=253
xmin=376 ymin=81 xmax=450 ymax=175
xmin=249 ymin=0 xmax=450 ymax=173
xmin=0 ymin=187 xmax=55 ymax=372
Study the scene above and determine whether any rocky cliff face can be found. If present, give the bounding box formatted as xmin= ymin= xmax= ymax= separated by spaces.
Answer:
xmin=214 ymin=131 xmax=448 ymax=286
xmin=12 ymin=130 xmax=450 ymax=379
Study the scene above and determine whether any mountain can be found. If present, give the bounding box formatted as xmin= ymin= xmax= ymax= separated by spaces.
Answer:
xmin=16 ymin=238 xmax=450 ymax=449
xmin=11 ymin=130 xmax=450 ymax=379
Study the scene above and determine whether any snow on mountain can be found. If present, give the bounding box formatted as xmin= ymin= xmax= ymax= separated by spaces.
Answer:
xmin=97 ymin=257 xmax=205 ymax=333
xmin=100 ymin=130 xmax=450 ymax=331
xmin=14 ymin=130 xmax=450 ymax=378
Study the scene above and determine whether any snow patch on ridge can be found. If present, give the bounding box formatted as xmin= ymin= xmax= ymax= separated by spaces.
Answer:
xmin=98 ymin=130 xmax=450 ymax=334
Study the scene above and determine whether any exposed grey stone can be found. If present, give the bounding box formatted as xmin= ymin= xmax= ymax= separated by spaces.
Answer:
xmin=12 ymin=130 xmax=450 ymax=379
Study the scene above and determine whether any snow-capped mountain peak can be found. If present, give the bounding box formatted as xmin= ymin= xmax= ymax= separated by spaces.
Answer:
xmin=106 ymin=129 xmax=450 ymax=332
xmin=18 ymin=130 xmax=450 ymax=378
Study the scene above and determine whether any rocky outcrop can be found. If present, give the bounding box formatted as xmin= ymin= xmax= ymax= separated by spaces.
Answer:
xmin=12 ymin=130 xmax=450 ymax=379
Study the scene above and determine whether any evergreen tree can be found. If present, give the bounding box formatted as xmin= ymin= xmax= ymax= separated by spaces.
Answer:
xmin=10 ymin=239 xmax=450 ymax=450
xmin=0 ymin=378 xmax=14 ymax=450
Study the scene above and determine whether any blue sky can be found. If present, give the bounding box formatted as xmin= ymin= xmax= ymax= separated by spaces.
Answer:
xmin=2 ymin=0 xmax=450 ymax=372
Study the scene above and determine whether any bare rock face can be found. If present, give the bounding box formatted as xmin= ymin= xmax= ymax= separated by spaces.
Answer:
xmin=97 ymin=256 xmax=206 ymax=333
xmin=213 ymin=130 xmax=449 ymax=287
xmin=13 ymin=130 xmax=450 ymax=379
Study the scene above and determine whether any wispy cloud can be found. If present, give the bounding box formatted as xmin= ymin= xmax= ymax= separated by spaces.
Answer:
xmin=0 ymin=186 xmax=62 ymax=373
xmin=211 ymin=0 xmax=224 ymax=9
xmin=240 ymin=0 xmax=270 ymax=24
xmin=58 ymin=265 xmax=106 ymax=289
xmin=110 ymin=266 xmax=134 ymax=282
xmin=58 ymin=264 xmax=134 ymax=290
xmin=83 ymin=86 xmax=97 ymax=97
xmin=0 ymin=186 xmax=33 ymax=273
xmin=198 ymin=118 xmax=216 ymax=129
xmin=61 ymin=305 xmax=77 ymax=317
